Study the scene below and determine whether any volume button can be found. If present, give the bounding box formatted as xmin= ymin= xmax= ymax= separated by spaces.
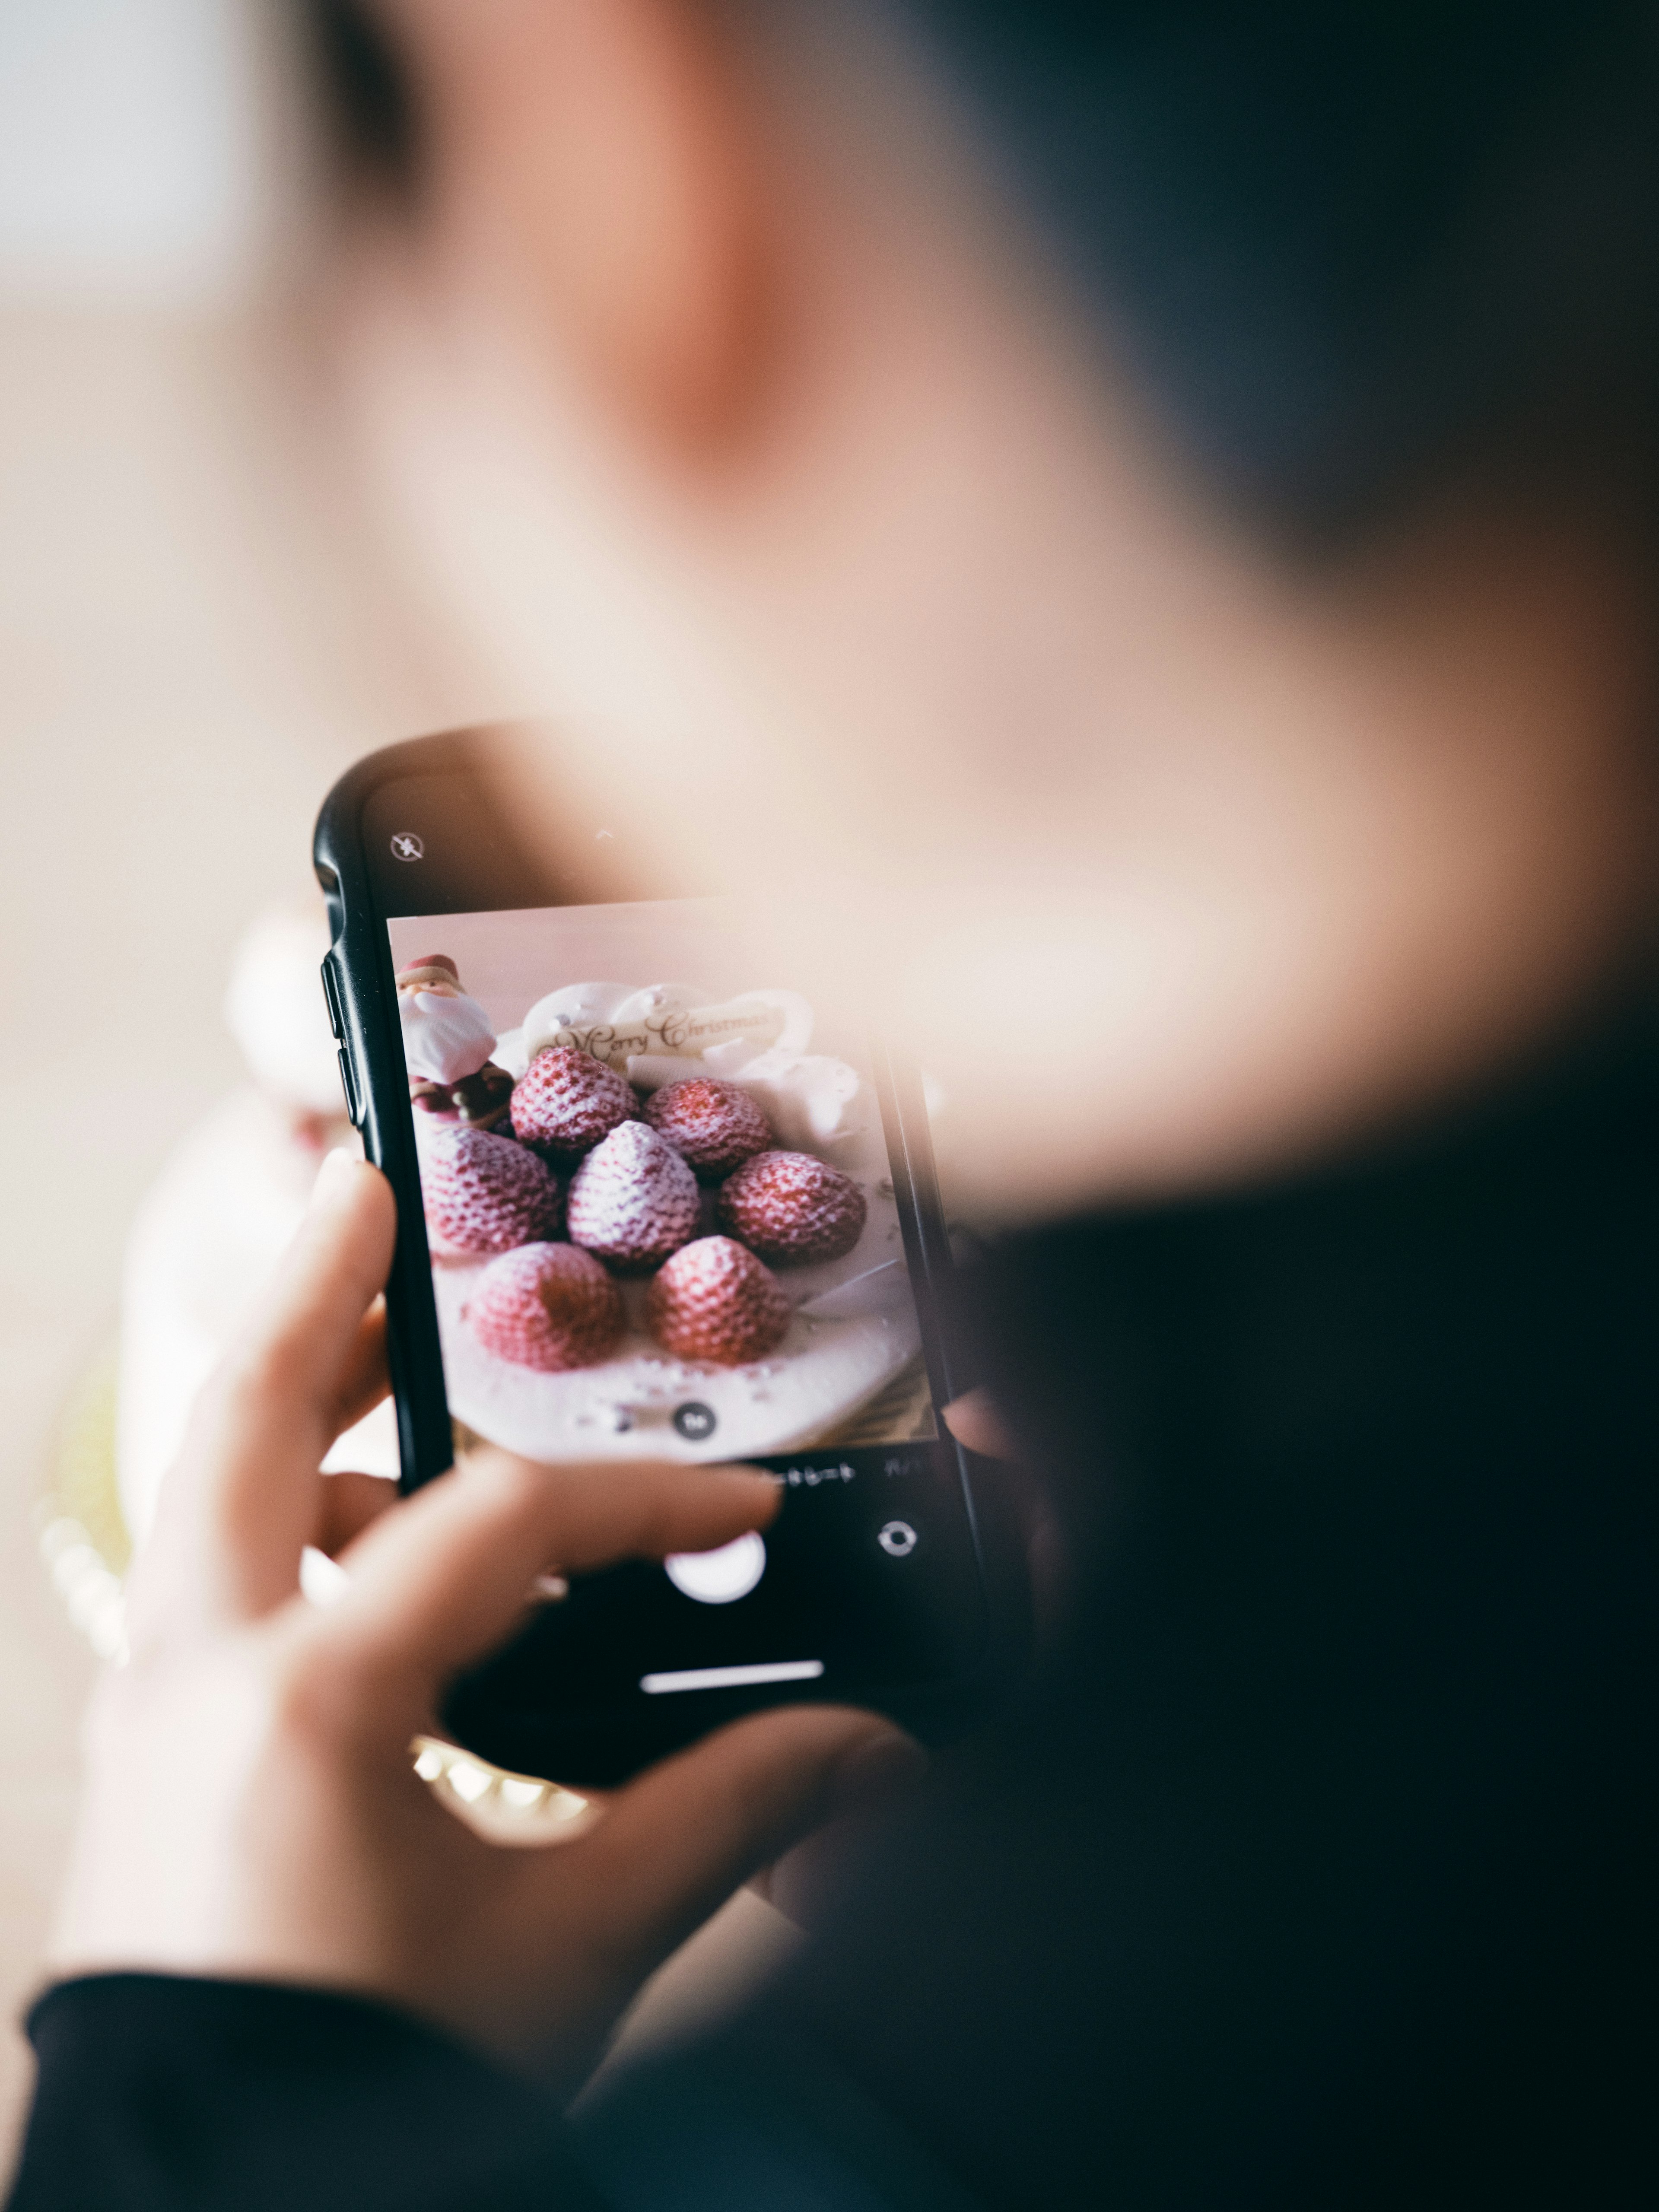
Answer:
xmin=321 ymin=958 xmax=345 ymax=1041
xmin=337 ymin=1047 xmax=363 ymax=1128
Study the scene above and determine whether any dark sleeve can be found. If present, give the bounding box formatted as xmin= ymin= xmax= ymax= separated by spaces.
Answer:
xmin=6 ymin=1974 xmax=616 ymax=2212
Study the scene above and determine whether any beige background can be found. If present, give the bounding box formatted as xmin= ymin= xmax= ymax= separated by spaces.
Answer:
xmin=0 ymin=297 xmax=474 ymax=2161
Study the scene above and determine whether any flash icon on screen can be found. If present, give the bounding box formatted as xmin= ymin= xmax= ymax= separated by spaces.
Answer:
xmin=389 ymin=832 xmax=425 ymax=862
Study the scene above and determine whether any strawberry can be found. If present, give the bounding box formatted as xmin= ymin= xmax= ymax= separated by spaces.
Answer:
xmin=647 ymin=1236 xmax=791 ymax=1365
xmin=643 ymin=1077 xmax=773 ymax=1179
xmin=421 ymin=1125 xmax=564 ymax=1255
xmin=510 ymin=1045 xmax=636 ymax=1163
xmin=718 ymin=1150 xmax=867 ymax=1265
xmin=468 ymin=1242 xmax=623 ymax=1371
xmin=566 ymin=1122 xmax=699 ymax=1270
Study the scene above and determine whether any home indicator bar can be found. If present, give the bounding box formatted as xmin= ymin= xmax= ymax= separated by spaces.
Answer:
xmin=640 ymin=1660 xmax=825 ymax=1695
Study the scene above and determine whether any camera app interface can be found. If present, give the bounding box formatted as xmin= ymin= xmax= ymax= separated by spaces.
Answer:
xmin=387 ymin=901 xmax=939 ymax=1471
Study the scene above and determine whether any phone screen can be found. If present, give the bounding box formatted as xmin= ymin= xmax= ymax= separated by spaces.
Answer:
xmin=330 ymin=747 xmax=991 ymax=1781
xmin=387 ymin=899 xmax=939 ymax=1479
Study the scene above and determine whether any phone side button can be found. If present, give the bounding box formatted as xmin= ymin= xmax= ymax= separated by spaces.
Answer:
xmin=336 ymin=1047 xmax=363 ymax=1127
xmin=320 ymin=957 xmax=345 ymax=1040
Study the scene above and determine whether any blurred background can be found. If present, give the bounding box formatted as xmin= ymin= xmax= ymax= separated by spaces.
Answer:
xmin=0 ymin=0 xmax=483 ymax=2143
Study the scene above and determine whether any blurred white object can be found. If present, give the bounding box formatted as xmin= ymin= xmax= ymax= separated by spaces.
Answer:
xmin=118 ymin=899 xmax=400 ymax=1549
xmin=0 ymin=0 xmax=302 ymax=306
xmin=223 ymin=903 xmax=350 ymax=1116
xmin=664 ymin=1532 xmax=768 ymax=1606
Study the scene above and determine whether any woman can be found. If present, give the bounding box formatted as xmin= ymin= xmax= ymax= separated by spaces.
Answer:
xmin=11 ymin=3 xmax=1658 ymax=2203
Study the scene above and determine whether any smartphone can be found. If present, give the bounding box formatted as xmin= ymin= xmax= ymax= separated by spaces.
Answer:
xmin=314 ymin=726 xmax=1002 ymax=1786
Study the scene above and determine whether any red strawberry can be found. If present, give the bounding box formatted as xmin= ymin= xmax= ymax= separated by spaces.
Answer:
xmin=643 ymin=1077 xmax=773 ymax=1179
xmin=567 ymin=1122 xmax=699 ymax=1270
xmin=510 ymin=1045 xmax=635 ymax=1162
xmin=718 ymin=1150 xmax=867 ymax=1265
xmin=468 ymin=1242 xmax=623 ymax=1371
xmin=647 ymin=1236 xmax=791 ymax=1365
xmin=421 ymin=1126 xmax=564 ymax=1255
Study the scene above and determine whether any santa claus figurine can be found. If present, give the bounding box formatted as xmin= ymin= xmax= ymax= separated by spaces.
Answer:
xmin=396 ymin=954 xmax=514 ymax=1129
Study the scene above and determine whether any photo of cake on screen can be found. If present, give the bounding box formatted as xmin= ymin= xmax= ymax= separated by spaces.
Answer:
xmin=387 ymin=901 xmax=938 ymax=1462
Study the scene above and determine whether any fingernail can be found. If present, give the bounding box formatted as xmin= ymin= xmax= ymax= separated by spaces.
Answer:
xmin=310 ymin=1147 xmax=359 ymax=1208
xmin=829 ymin=1729 xmax=928 ymax=1821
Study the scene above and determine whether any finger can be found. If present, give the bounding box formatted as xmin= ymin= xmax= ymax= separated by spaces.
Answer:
xmin=327 ymin=1299 xmax=390 ymax=1438
xmin=136 ymin=1156 xmax=397 ymax=1636
xmin=313 ymin=1469 xmax=400 ymax=1558
xmin=545 ymin=1707 xmax=924 ymax=1994
xmin=311 ymin=1453 xmax=782 ymax=1705
xmin=944 ymin=1386 xmax=1018 ymax=1460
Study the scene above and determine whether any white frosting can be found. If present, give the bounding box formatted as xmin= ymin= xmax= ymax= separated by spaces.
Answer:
xmin=492 ymin=1025 xmax=531 ymax=1079
xmin=400 ymin=988 xmax=497 ymax=1085
xmin=722 ymin=1048 xmax=865 ymax=1149
xmin=627 ymin=1054 xmax=715 ymax=1091
xmin=606 ymin=982 xmax=706 ymax=1042
xmin=524 ymin=980 xmax=816 ymax=1075
xmin=728 ymin=988 xmax=815 ymax=1055
xmin=520 ymin=980 xmax=675 ymax=1065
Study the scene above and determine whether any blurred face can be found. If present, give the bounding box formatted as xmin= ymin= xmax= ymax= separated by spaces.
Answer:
xmin=340 ymin=0 xmax=1659 ymax=1220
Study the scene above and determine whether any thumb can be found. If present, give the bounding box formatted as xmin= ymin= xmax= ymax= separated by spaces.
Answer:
xmin=556 ymin=1706 xmax=923 ymax=1977
xmin=943 ymin=1387 xmax=1018 ymax=1461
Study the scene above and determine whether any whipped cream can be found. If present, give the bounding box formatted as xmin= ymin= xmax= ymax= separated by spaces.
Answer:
xmin=708 ymin=1046 xmax=865 ymax=1150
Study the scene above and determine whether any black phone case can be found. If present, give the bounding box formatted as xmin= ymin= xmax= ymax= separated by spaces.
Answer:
xmin=314 ymin=728 xmax=1024 ymax=1783
xmin=315 ymin=733 xmax=461 ymax=1488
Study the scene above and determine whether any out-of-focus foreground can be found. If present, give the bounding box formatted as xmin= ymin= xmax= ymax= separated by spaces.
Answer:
xmin=0 ymin=0 xmax=475 ymax=2149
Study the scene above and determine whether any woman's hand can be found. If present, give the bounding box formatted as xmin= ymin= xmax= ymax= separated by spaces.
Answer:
xmin=51 ymin=1153 xmax=915 ymax=2094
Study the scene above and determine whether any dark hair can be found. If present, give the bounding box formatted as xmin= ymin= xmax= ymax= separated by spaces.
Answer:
xmin=897 ymin=3 xmax=1659 ymax=539
xmin=306 ymin=0 xmax=1659 ymax=541
xmin=305 ymin=0 xmax=422 ymax=197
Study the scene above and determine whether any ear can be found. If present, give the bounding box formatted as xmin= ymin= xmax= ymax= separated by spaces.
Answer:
xmin=373 ymin=0 xmax=774 ymax=455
